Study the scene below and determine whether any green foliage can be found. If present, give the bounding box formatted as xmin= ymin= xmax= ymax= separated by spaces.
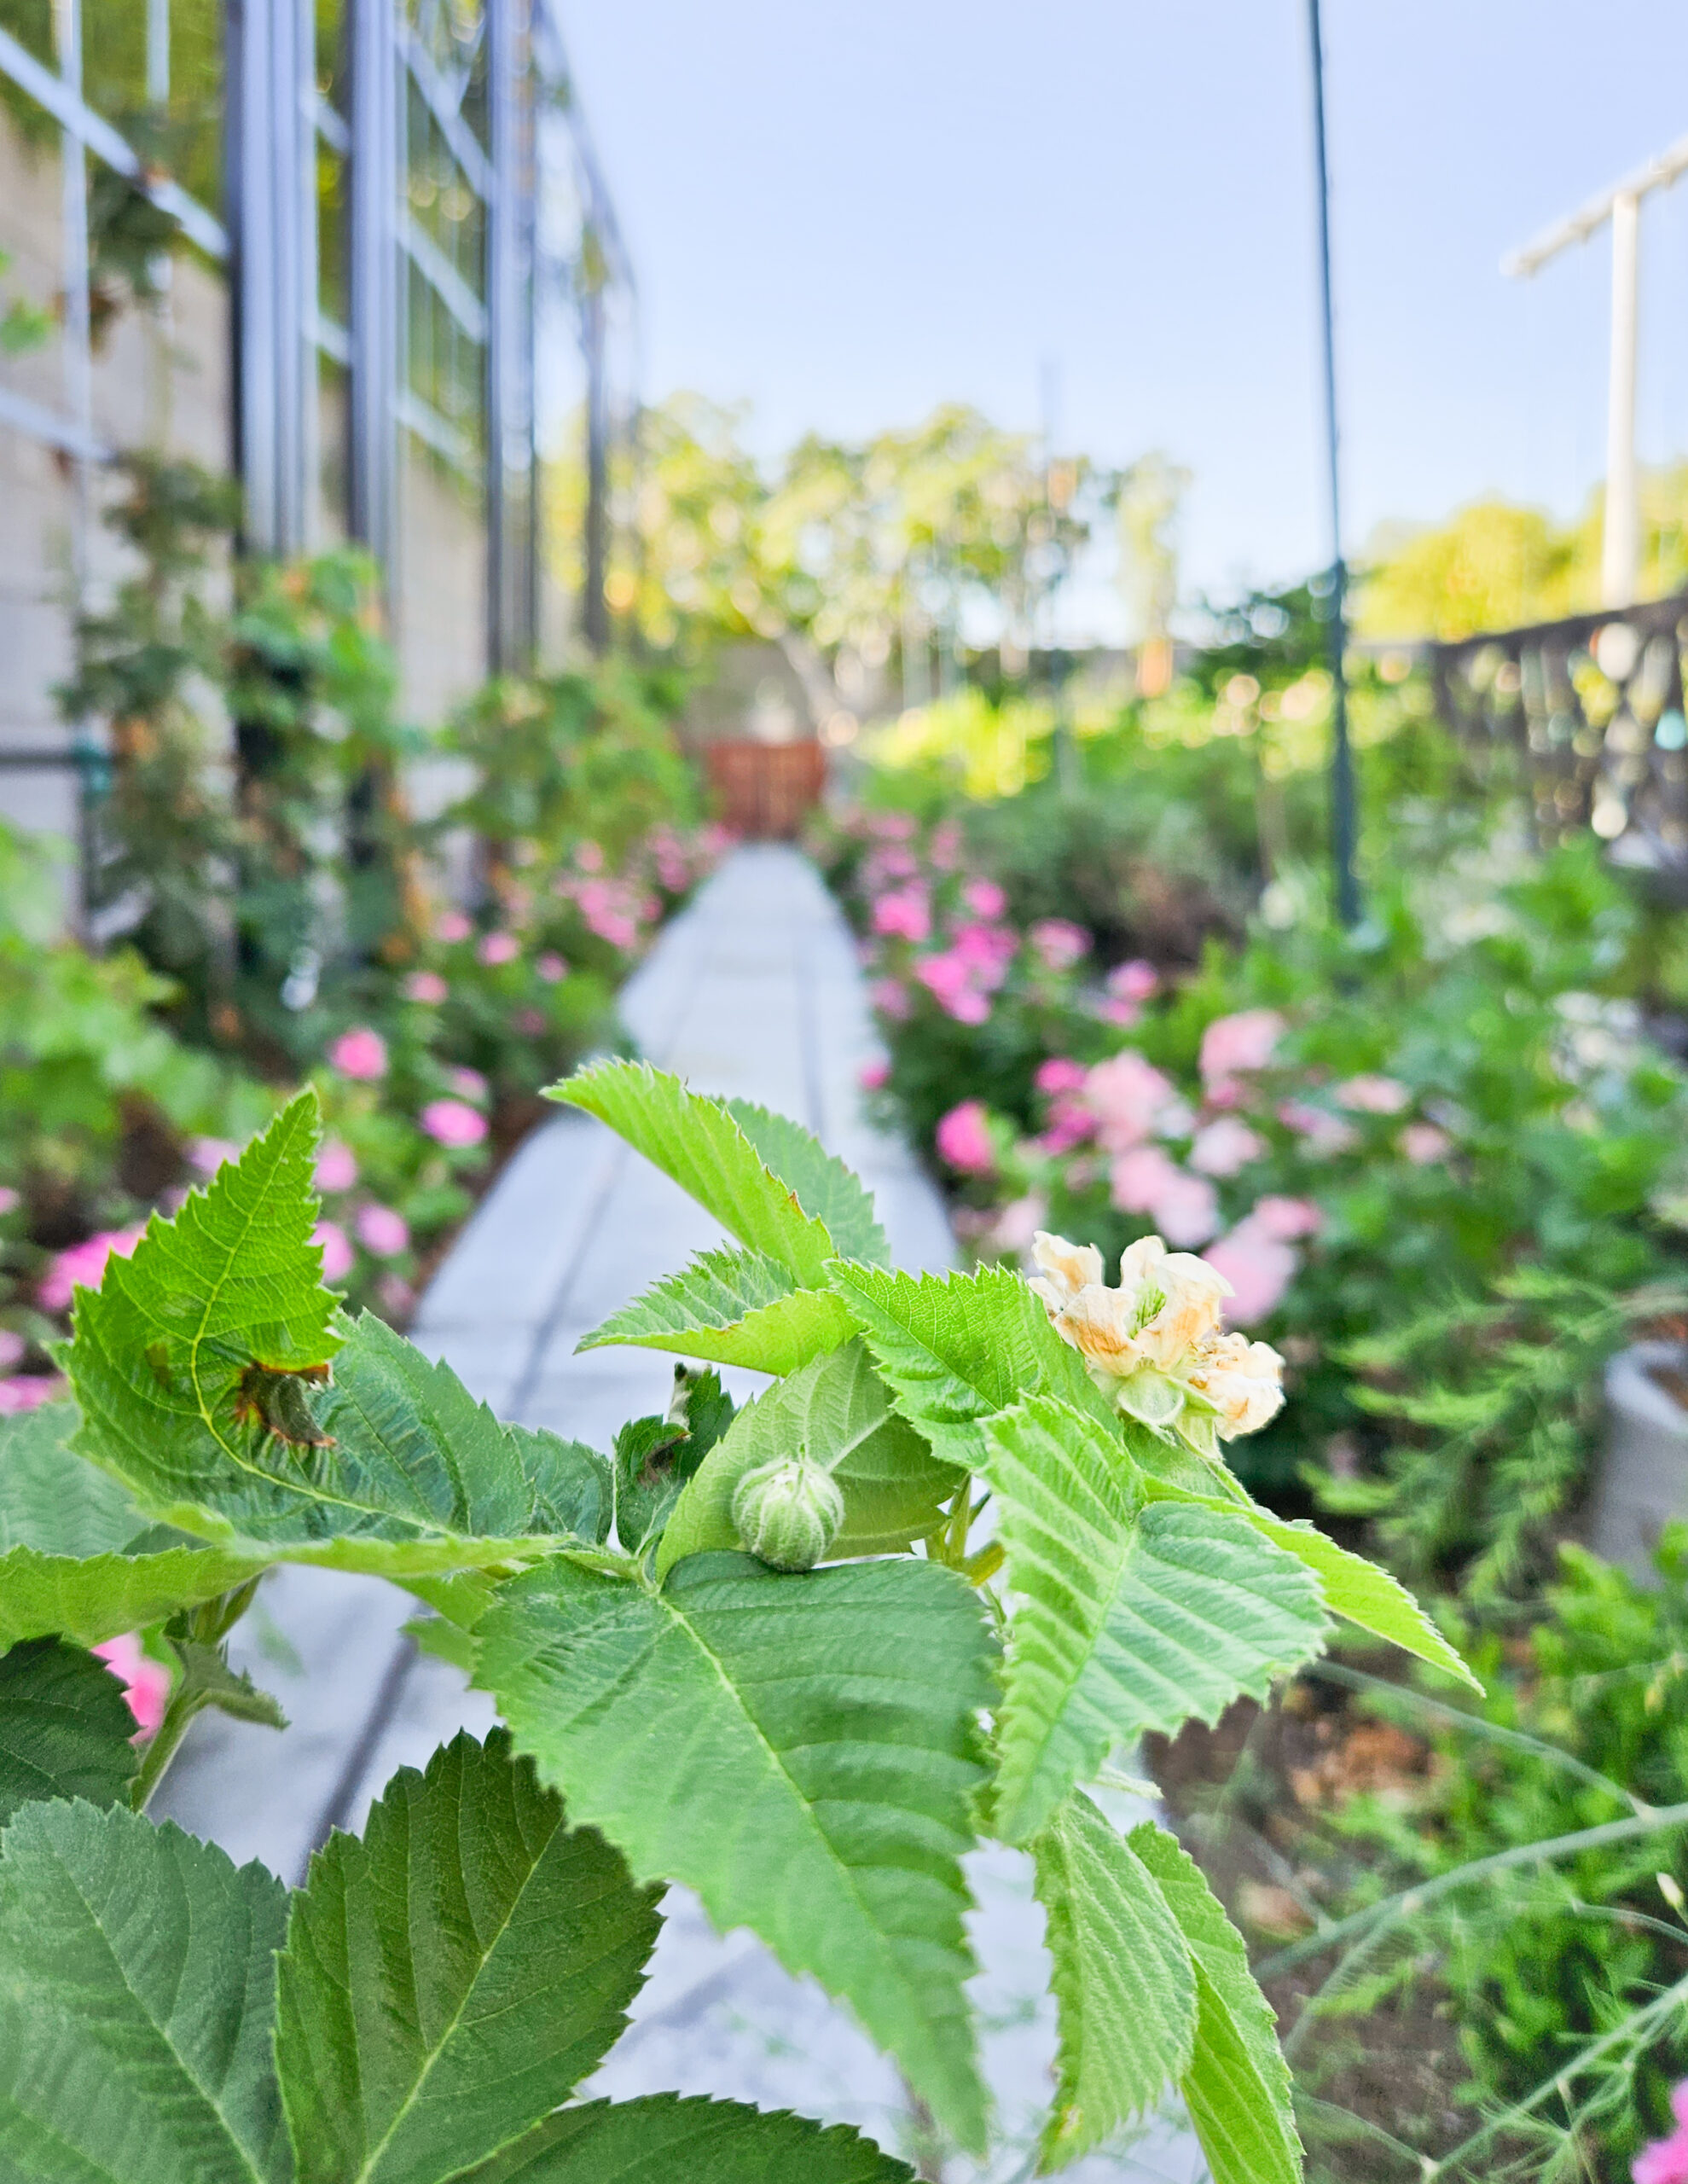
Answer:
xmin=455 ymin=2094 xmax=918 ymax=2184
xmin=579 ymin=1246 xmax=856 ymax=1375
xmin=276 ymin=1728 xmax=660 ymax=2184
xmin=982 ymin=1397 xmax=1331 ymax=1844
xmin=1033 ymin=1791 xmax=1197 ymax=2162
xmin=474 ymin=1549 xmax=996 ymax=2151
xmin=0 ymin=1639 xmax=139 ymax=1821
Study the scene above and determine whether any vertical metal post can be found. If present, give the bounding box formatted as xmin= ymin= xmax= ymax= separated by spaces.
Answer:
xmin=146 ymin=0 xmax=168 ymax=106
xmin=53 ymin=0 xmax=99 ymax=926
xmin=486 ymin=0 xmax=536 ymax=671
xmin=229 ymin=0 xmax=310 ymax=555
xmin=348 ymin=0 xmax=398 ymax=580
xmin=1306 ymin=0 xmax=1360 ymax=927
xmin=581 ymin=257 xmax=608 ymax=655
xmin=1603 ymin=190 xmax=1640 ymax=608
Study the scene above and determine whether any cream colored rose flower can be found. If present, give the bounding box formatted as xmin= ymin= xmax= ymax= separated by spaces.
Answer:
xmin=1116 ymin=1236 xmax=1232 ymax=1369
xmin=1183 ymin=1332 xmax=1285 ymax=1438
xmin=1028 ymin=1230 xmax=1105 ymax=1310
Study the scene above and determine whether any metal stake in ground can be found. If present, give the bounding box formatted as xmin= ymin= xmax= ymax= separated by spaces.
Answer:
xmin=1305 ymin=0 xmax=1360 ymax=930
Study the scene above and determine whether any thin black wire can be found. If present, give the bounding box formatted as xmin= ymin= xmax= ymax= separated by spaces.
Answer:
xmin=1307 ymin=0 xmax=1360 ymax=927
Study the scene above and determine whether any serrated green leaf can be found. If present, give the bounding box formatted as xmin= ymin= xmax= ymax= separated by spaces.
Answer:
xmin=0 ymin=1798 xmax=292 ymax=2183
xmin=452 ymin=2093 xmax=915 ymax=2184
xmin=548 ymin=1062 xmax=841 ymax=1284
xmin=656 ymin=1339 xmax=961 ymax=1580
xmin=172 ymin=1640 xmax=287 ymax=1730
xmin=1031 ymin=1791 xmax=1196 ymax=2168
xmin=1215 ymin=1508 xmax=1476 ymax=1692
xmin=825 ymin=1262 xmax=1119 ymax=1472
xmin=0 ymin=1402 xmax=146 ymax=1555
xmin=0 ymin=1543 xmax=276 ymax=1647
xmin=276 ymin=1728 xmax=659 ymax=2184
xmin=0 ymin=1638 xmax=139 ymax=1821
xmin=981 ymin=1397 xmax=1331 ymax=1844
xmin=1129 ymin=1823 xmax=1302 ymax=2184
xmin=474 ymin=1549 xmax=994 ymax=2151
xmin=578 ymin=1246 xmax=856 ymax=1375
xmin=724 ymin=1098 xmax=890 ymax=1266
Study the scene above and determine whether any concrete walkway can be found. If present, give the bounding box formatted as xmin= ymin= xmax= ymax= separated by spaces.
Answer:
xmin=153 ymin=846 xmax=1203 ymax=2184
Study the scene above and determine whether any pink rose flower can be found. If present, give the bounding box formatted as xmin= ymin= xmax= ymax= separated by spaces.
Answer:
xmin=314 ymin=1140 xmax=358 ymax=1194
xmin=449 ymin=1066 xmax=489 ymax=1101
xmin=983 ymin=1192 xmax=1050 ymax=1256
xmin=406 ymin=970 xmax=449 ymax=1004
xmin=355 ymin=1203 xmax=410 ymax=1258
xmin=188 ymin=1137 xmax=240 ymax=1176
xmin=961 ymin=878 xmax=1007 ymax=920
xmin=1401 ymin=1122 xmax=1450 ymax=1165
xmin=91 ymin=1633 xmax=172 ymax=1739
xmin=935 ymin=1100 xmax=996 ymax=1175
xmin=0 ymin=1374 xmax=62 ymax=1414
xmin=1084 ymin=1052 xmax=1180 ymax=1153
xmin=329 ymin=1025 xmax=388 ymax=1081
xmin=1035 ymin=1057 xmax=1089 ymax=1095
xmin=311 ymin=1221 xmax=355 ymax=1282
xmin=376 ymin=1272 xmax=415 ymax=1320
xmin=871 ymin=887 xmax=931 ymax=944
xmin=1204 ymin=1221 xmax=1298 ymax=1327
xmin=0 ymin=1331 xmax=23 ymax=1372
xmin=1249 ymin=1194 xmax=1324 ymax=1241
xmin=916 ymin=950 xmax=992 ymax=1025
xmin=38 ymin=1226 xmax=145 ymax=1312
xmin=1109 ymin=1147 xmax=1220 ymax=1246
xmin=1634 ymin=2084 xmax=1688 ymax=2184
xmin=1279 ymin=1099 xmax=1359 ymax=1157
xmin=858 ymin=1057 xmax=890 ymax=1091
xmin=1199 ymin=1009 xmax=1284 ymax=1094
xmin=871 ymin=978 xmax=913 ymax=1021
xmin=1335 ymin=1072 xmax=1411 ymax=1114
xmin=478 ymin=931 xmax=520 ymax=967
xmin=1110 ymin=1143 xmax=1182 ymax=1214
xmin=421 ymin=1098 xmax=489 ymax=1148
xmin=536 ymin=952 xmax=568 ymax=983
xmin=1109 ymin=960 xmax=1160 ymax=1002
xmin=1188 ymin=1117 xmax=1267 ymax=1178
xmin=435 ymin=909 xmax=473 ymax=944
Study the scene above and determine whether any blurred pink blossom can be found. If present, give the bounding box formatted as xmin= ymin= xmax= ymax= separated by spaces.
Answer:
xmin=0 ymin=1331 xmax=23 ymax=1372
xmin=929 ymin=821 xmax=963 ymax=869
xmin=0 ymin=1187 xmax=18 ymax=1216
xmin=329 ymin=1025 xmax=388 ymax=1081
xmin=1110 ymin=1144 xmax=1182 ymax=1211
xmin=1109 ymin=960 xmax=1160 ymax=1003
xmin=871 ymin=977 xmax=913 ymax=1021
xmin=1250 ymin=1195 xmax=1324 ymax=1241
xmin=421 ymin=1099 xmax=488 ymax=1148
xmin=936 ymin=1100 xmax=995 ymax=1174
xmin=188 ymin=1137 xmax=240 ymax=1176
xmin=376 ymin=1272 xmax=415 ymax=1320
xmin=1401 ymin=1122 xmax=1451 ymax=1165
xmin=916 ymin=950 xmax=992 ymax=1025
xmin=865 ymin=810 xmax=917 ymax=841
xmin=575 ymin=839 xmax=605 ymax=872
xmin=514 ymin=1007 xmax=546 ymax=1035
xmin=1200 ymin=1008 xmax=1283 ymax=1094
xmin=406 ymin=970 xmax=449 ymax=1004
xmin=1189 ymin=1117 xmax=1267 ymax=1177
xmin=1633 ymin=2083 xmax=1688 ymax=2184
xmin=1036 ymin=1108 xmax=1095 ymax=1156
xmin=866 ymin=845 xmax=919 ymax=885
xmin=355 ymin=1203 xmax=410 ymax=1258
xmin=38 ymin=1226 xmax=144 ymax=1312
xmin=92 ymin=1633 xmax=171 ymax=1739
xmin=314 ymin=1140 xmax=358 ymax=1194
xmin=0 ymin=1375 xmax=61 ymax=1414
xmin=478 ymin=931 xmax=519 ymax=967
xmin=436 ymin=909 xmax=473 ymax=944
xmin=858 ymin=1057 xmax=890 ymax=1091
xmin=1279 ymin=1100 xmax=1359 ymax=1157
xmin=871 ymin=887 xmax=931 ymax=944
xmin=1035 ymin=1057 xmax=1089 ymax=1095
xmin=1336 ymin=1073 xmax=1411 ymax=1114
xmin=1204 ymin=1221 xmax=1297 ymax=1326
xmin=961 ymin=878 xmax=1007 ymax=919
xmin=1109 ymin=1147 xmax=1219 ymax=1245
xmin=1030 ymin=919 xmax=1089 ymax=973
xmin=449 ymin=1066 xmax=489 ymax=1101
xmin=536 ymin=952 xmax=567 ymax=983
xmin=1084 ymin=1052 xmax=1180 ymax=1153
xmin=311 ymin=1221 xmax=354 ymax=1282
xmin=983 ymin=1192 xmax=1049 ymax=1256
xmin=950 ymin=921 xmax=1016 ymax=979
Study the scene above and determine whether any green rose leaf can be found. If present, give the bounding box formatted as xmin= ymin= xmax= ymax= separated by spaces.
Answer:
xmin=0 ymin=1637 xmax=140 ymax=1822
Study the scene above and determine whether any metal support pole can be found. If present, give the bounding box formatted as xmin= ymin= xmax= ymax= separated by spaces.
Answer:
xmin=486 ymin=0 xmax=536 ymax=672
xmin=348 ymin=0 xmax=398 ymax=579
xmin=1604 ymin=190 xmax=1640 ymax=608
xmin=581 ymin=264 xmax=608 ymax=655
xmin=1306 ymin=0 xmax=1359 ymax=928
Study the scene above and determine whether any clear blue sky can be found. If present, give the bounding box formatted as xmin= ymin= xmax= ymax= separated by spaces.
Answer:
xmin=559 ymin=0 xmax=1688 ymax=620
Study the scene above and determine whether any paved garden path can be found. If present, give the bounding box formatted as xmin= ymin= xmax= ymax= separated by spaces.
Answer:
xmin=154 ymin=845 xmax=1204 ymax=2184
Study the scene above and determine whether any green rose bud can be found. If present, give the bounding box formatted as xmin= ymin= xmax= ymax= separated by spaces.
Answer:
xmin=731 ymin=1449 xmax=844 ymax=1572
